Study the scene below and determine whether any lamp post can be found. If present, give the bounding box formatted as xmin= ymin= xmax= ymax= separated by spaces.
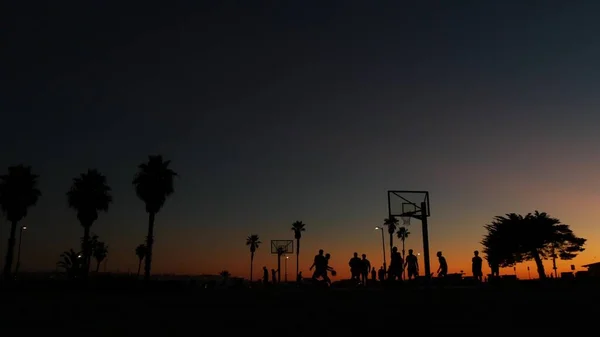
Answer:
xmin=15 ymin=226 xmax=27 ymax=275
xmin=285 ymin=256 xmax=289 ymax=282
xmin=375 ymin=226 xmax=387 ymax=272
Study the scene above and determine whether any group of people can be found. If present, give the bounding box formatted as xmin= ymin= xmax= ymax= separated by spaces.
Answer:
xmin=263 ymin=248 xmax=486 ymax=287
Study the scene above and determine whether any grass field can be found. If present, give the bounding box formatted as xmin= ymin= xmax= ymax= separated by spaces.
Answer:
xmin=3 ymin=281 xmax=597 ymax=336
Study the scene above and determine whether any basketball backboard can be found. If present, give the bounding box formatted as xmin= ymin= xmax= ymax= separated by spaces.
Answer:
xmin=271 ymin=240 xmax=294 ymax=255
xmin=387 ymin=190 xmax=430 ymax=219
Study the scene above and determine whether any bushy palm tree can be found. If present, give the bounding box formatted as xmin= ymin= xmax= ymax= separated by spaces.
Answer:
xmin=135 ymin=244 xmax=147 ymax=278
xmin=291 ymin=221 xmax=305 ymax=280
xmin=383 ymin=216 xmax=399 ymax=262
xmin=67 ymin=169 xmax=112 ymax=279
xmin=132 ymin=155 xmax=178 ymax=282
xmin=482 ymin=211 xmax=586 ymax=279
xmin=219 ymin=270 xmax=231 ymax=285
xmin=0 ymin=165 xmax=41 ymax=280
xmin=246 ymin=234 xmax=261 ymax=282
xmin=57 ymin=249 xmax=83 ymax=280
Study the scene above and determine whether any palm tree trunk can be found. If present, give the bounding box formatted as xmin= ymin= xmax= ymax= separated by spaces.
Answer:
xmin=2 ymin=221 xmax=18 ymax=281
xmin=82 ymin=225 xmax=91 ymax=280
xmin=389 ymin=233 xmax=394 ymax=264
xmin=296 ymin=238 xmax=300 ymax=280
xmin=137 ymin=259 xmax=142 ymax=278
xmin=144 ymin=212 xmax=156 ymax=283
xmin=250 ymin=252 xmax=254 ymax=282
xmin=96 ymin=260 xmax=101 ymax=273
xmin=532 ymin=251 xmax=546 ymax=279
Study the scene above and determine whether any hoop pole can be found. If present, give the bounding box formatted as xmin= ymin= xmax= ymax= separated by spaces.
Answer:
xmin=420 ymin=201 xmax=431 ymax=279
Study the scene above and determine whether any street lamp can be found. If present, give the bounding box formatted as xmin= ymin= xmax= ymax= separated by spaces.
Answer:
xmin=375 ymin=226 xmax=387 ymax=272
xmin=15 ymin=226 xmax=27 ymax=275
xmin=285 ymin=256 xmax=289 ymax=282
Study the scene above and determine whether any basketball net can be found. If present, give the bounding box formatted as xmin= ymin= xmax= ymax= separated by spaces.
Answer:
xmin=401 ymin=213 xmax=412 ymax=226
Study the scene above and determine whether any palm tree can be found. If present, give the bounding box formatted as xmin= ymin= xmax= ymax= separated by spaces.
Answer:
xmin=135 ymin=244 xmax=147 ymax=278
xmin=246 ymin=234 xmax=261 ymax=282
xmin=396 ymin=226 xmax=410 ymax=259
xmin=132 ymin=155 xmax=178 ymax=282
xmin=56 ymin=249 xmax=83 ymax=280
xmin=92 ymin=240 xmax=108 ymax=273
xmin=482 ymin=211 xmax=586 ymax=279
xmin=0 ymin=165 xmax=41 ymax=280
xmin=383 ymin=216 xmax=399 ymax=262
xmin=219 ymin=270 xmax=231 ymax=285
xmin=291 ymin=221 xmax=306 ymax=280
xmin=397 ymin=226 xmax=410 ymax=279
xmin=66 ymin=169 xmax=112 ymax=279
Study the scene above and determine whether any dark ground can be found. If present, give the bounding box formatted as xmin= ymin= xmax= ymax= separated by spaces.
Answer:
xmin=3 ymin=282 xmax=597 ymax=336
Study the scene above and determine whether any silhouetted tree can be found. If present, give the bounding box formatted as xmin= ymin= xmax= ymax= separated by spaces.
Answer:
xmin=135 ymin=244 xmax=147 ymax=278
xmin=246 ymin=234 xmax=261 ymax=282
xmin=57 ymin=249 xmax=83 ymax=280
xmin=219 ymin=270 xmax=230 ymax=285
xmin=396 ymin=226 xmax=410 ymax=259
xmin=67 ymin=169 xmax=112 ymax=279
xmin=92 ymin=239 xmax=108 ymax=273
xmin=383 ymin=216 xmax=399 ymax=263
xmin=291 ymin=221 xmax=305 ymax=280
xmin=132 ymin=155 xmax=178 ymax=282
xmin=482 ymin=211 xmax=586 ymax=279
xmin=0 ymin=165 xmax=41 ymax=280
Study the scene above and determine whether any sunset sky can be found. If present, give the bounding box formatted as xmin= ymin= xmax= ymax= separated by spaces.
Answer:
xmin=2 ymin=1 xmax=600 ymax=280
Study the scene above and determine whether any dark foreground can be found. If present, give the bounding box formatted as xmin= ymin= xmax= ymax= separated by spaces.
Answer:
xmin=4 ymin=282 xmax=597 ymax=336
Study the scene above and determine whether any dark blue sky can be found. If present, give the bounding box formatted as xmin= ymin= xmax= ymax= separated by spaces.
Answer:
xmin=2 ymin=1 xmax=600 ymax=276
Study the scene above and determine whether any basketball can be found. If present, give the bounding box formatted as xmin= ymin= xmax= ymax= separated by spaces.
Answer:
xmin=331 ymin=270 xmax=337 ymax=276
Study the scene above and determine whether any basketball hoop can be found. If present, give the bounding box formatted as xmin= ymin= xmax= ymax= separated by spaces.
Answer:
xmin=401 ymin=212 xmax=414 ymax=226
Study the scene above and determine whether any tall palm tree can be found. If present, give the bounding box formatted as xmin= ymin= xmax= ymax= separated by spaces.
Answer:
xmin=0 ymin=165 xmax=41 ymax=280
xmin=92 ymin=241 xmax=108 ymax=273
xmin=246 ymin=234 xmax=261 ymax=282
xmin=67 ymin=169 xmax=112 ymax=279
xmin=132 ymin=155 xmax=178 ymax=282
xmin=396 ymin=226 xmax=410 ymax=259
xmin=135 ymin=244 xmax=147 ymax=278
xmin=383 ymin=216 xmax=399 ymax=262
xmin=397 ymin=226 xmax=410 ymax=279
xmin=291 ymin=221 xmax=306 ymax=280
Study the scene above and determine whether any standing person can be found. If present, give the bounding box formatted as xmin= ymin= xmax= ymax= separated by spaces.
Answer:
xmin=371 ymin=267 xmax=377 ymax=281
xmin=388 ymin=247 xmax=403 ymax=280
xmin=436 ymin=251 xmax=447 ymax=277
xmin=378 ymin=266 xmax=385 ymax=282
xmin=348 ymin=252 xmax=362 ymax=283
xmin=262 ymin=266 xmax=269 ymax=285
xmin=472 ymin=250 xmax=483 ymax=282
xmin=405 ymin=249 xmax=419 ymax=280
xmin=361 ymin=254 xmax=371 ymax=285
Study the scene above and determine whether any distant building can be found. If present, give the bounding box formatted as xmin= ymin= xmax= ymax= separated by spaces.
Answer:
xmin=582 ymin=262 xmax=600 ymax=278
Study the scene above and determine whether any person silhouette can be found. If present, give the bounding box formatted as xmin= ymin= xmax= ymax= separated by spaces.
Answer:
xmin=349 ymin=252 xmax=362 ymax=283
xmin=271 ymin=269 xmax=277 ymax=284
xmin=323 ymin=253 xmax=335 ymax=286
xmin=489 ymin=260 xmax=500 ymax=278
xmin=310 ymin=249 xmax=327 ymax=283
xmin=297 ymin=271 xmax=303 ymax=283
xmin=371 ymin=267 xmax=377 ymax=281
xmin=388 ymin=247 xmax=403 ymax=281
xmin=405 ymin=249 xmax=419 ymax=280
xmin=262 ymin=266 xmax=269 ymax=285
xmin=436 ymin=251 xmax=447 ymax=277
xmin=361 ymin=254 xmax=371 ymax=285
xmin=378 ymin=266 xmax=385 ymax=282
xmin=472 ymin=250 xmax=483 ymax=282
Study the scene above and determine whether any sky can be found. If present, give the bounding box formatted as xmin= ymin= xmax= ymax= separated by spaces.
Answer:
xmin=2 ymin=1 xmax=600 ymax=280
